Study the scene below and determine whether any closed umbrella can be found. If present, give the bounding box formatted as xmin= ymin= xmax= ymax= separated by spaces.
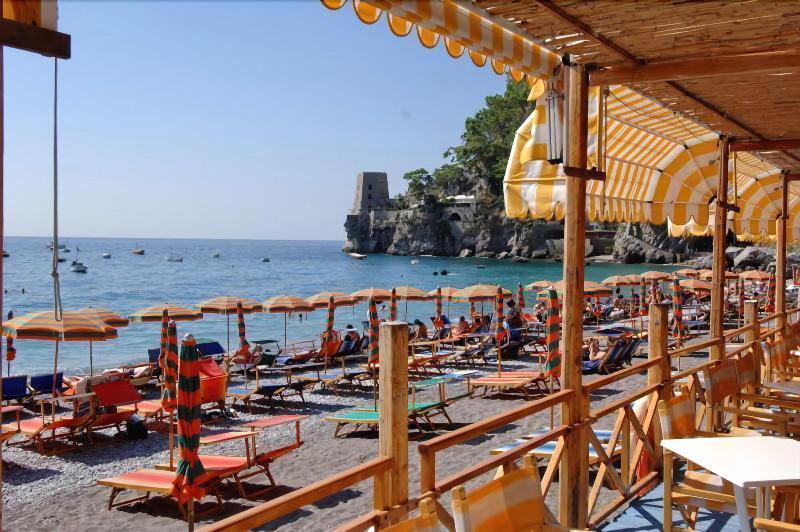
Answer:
xmin=541 ymin=287 xmax=561 ymax=426
xmin=767 ymin=273 xmax=776 ymax=312
xmin=235 ymin=301 xmax=253 ymax=386
xmin=162 ymin=320 xmax=179 ymax=469
xmin=5 ymin=336 xmax=15 ymax=375
xmin=494 ymin=286 xmax=505 ymax=377
xmin=367 ymin=297 xmax=379 ymax=366
xmin=389 ymin=288 xmax=398 ymax=321
xmin=517 ymin=283 xmax=526 ymax=311
xmin=434 ymin=287 xmax=443 ymax=318
xmin=170 ymin=334 xmax=208 ymax=531
xmin=325 ymin=296 xmax=335 ymax=338
xmin=671 ymin=277 xmax=684 ymax=348
xmin=198 ymin=296 xmax=262 ymax=357
xmin=262 ymin=295 xmax=315 ymax=349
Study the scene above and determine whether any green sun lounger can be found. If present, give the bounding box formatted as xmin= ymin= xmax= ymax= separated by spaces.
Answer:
xmin=325 ymin=400 xmax=452 ymax=437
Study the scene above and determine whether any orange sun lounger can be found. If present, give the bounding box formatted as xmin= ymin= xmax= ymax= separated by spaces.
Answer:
xmin=4 ymin=393 xmax=96 ymax=454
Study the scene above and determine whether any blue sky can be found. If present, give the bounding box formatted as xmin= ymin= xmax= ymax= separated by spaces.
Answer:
xmin=4 ymin=1 xmax=505 ymax=241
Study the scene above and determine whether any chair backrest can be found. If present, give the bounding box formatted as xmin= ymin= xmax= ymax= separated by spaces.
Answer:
xmin=737 ymin=349 xmax=758 ymax=390
xmin=147 ymin=348 xmax=161 ymax=365
xmin=599 ymin=337 xmax=629 ymax=369
xmin=451 ymin=455 xmax=547 ymax=532
xmin=29 ymin=372 xmax=64 ymax=395
xmin=198 ymin=357 xmax=226 ymax=379
xmin=92 ymin=379 xmax=143 ymax=408
xmin=197 ymin=341 xmax=225 ymax=358
xmin=383 ymin=497 xmax=441 ymax=532
xmin=2 ymin=375 xmax=28 ymax=400
xmin=704 ymin=359 xmax=740 ymax=406
xmin=765 ymin=334 xmax=789 ymax=376
xmin=319 ymin=330 xmax=342 ymax=358
xmin=658 ymin=394 xmax=697 ymax=440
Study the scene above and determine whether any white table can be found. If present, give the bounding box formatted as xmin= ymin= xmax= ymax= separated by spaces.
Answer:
xmin=662 ymin=437 xmax=800 ymax=531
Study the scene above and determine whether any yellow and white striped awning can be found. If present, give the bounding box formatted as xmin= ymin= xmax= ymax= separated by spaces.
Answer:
xmin=321 ymin=0 xmax=561 ymax=82
xmin=505 ymin=85 xmax=799 ymax=240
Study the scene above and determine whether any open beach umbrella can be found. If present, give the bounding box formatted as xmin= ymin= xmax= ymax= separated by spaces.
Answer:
xmin=494 ymin=286 xmax=505 ymax=377
xmin=162 ymin=320 xmax=179 ymax=469
xmin=3 ymin=311 xmax=117 ymax=395
xmin=671 ymin=277 xmax=684 ymax=347
xmin=694 ymin=269 xmax=713 ymax=279
xmin=129 ymin=304 xmax=203 ymax=323
xmin=351 ymin=287 xmax=391 ymax=303
xmin=428 ymin=287 xmax=458 ymax=316
xmin=679 ymin=279 xmax=713 ymax=292
xmin=79 ymin=307 xmax=130 ymax=377
xmin=389 ymin=288 xmax=398 ymax=321
xmin=674 ymin=268 xmax=698 ymax=278
xmin=197 ymin=296 xmax=262 ymax=357
xmin=517 ymin=283 xmax=526 ymax=311
xmin=739 ymin=270 xmax=771 ymax=281
xmin=262 ymin=295 xmax=315 ymax=349
xmin=434 ymin=287 xmax=443 ymax=318
xmin=307 ymin=292 xmax=357 ymax=308
xmin=454 ymin=284 xmax=511 ymax=302
xmin=602 ymin=275 xmax=636 ymax=287
xmin=536 ymin=280 xmax=610 ymax=300
xmin=394 ymin=286 xmax=429 ymax=320
xmin=640 ymin=271 xmax=671 ymax=282
xmin=699 ymin=270 xmax=738 ymax=281
xmin=526 ymin=280 xmax=554 ymax=291
xmin=170 ymin=334 xmax=208 ymax=531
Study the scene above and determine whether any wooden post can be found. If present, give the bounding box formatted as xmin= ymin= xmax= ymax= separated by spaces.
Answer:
xmin=648 ymin=303 xmax=670 ymax=468
xmin=375 ymin=321 xmax=409 ymax=523
xmin=710 ymin=136 xmax=730 ymax=361
xmin=559 ymin=61 xmax=589 ymax=529
xmin=744 ymin=300 xmax=763 ymax=384
xmin=776 ymin=171 xmax=788 ymax=330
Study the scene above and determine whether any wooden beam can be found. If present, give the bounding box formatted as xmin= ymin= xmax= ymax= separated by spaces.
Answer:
xmin=533 ymin=0 xmax=765 ymax=139
xmin=730 ymin=138 xmax=800 ymax=153
xmin=592 ymin=51 xmax=800 ymax=86
xmin=776 ymin=172 xmax=788 ymax=330
xmin=710 ymin=137 xmax=730 ymax=363
xmin=0 ymin=18 xmax=70 ymax=59
xmin=559 ymin=63 xmax=589 ymax=529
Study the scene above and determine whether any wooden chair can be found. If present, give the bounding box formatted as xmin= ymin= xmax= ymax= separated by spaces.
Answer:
xmin=382 ymin=497 xmax=441 ymax=532
xmin=450 ymin=455 xmax=571 ymax=532
xmin=754 ymin=518 xmax=800 ymax=531
xmin=659 ymin=393 xmax=760 ymax=529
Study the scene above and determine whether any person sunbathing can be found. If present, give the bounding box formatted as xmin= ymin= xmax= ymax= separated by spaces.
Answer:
xmin=411 ymin=320 xmax=429 ymax=342
xmin=456 ymin=315 xmax=471 ymax=335
xmin=583 ymin=338 xmax=607 ymax=362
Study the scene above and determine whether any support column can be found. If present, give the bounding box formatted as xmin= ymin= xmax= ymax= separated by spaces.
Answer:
xmin=648 ymin=303 xmax=670 ymax=466
xmin=559 ymin=62 xmax=589 ymax=529
xmin=710 ymin=136 xmax=730 ymax=361
xmin=777 ymin=171 xmax=788 ymax=330
xmin=375 ymin=322 xmax=409 ymax=523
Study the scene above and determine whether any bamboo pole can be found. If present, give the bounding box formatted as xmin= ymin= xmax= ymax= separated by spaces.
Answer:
xmin=375 ymin=321 xmax=409 ymax=524
xmin=709 ymin=136 xmax=730 ymax=362
xmin=559 ymin=62 xmax=589 ymax=529
xmin=776 ymin=171 xmax=788 ymax=330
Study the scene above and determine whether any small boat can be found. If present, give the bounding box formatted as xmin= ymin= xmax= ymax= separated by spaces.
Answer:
xmin=2 ymin=250 xmax=8 ymax=258
xmin=132 ymin=241 xmax=145 ymax=255
xmin=440 ymin=269 xmax=449 ymax=276
xmin=70 ymin=262 xmax=88 ymax=273
xmin=62 ymin=247 xmax=71 ymax=253
xmin=57 ymin=257 xmax=66 ymax=263
xmin=261 ymin=257 xmax=270 ymax=263
xmin=211 ymin=250 xmax=220 ymax=258
xmin=166 ymin=249 xmax=183 ymax=263
xmin=101 ymin=252 xmax=111 ymax=259
xmin=47 ymin=241 xmax=66 ymax=251
xmin=410 ymin=259 xmax=419 ymax=265
xmin=347 ymin=252 xmax=367 ymax=260
xmin=476 ymin=265 xmax=485 ymax=269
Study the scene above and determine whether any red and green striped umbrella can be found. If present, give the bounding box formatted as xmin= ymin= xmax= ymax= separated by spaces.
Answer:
xmin=367 ymin=297 xmax=380 ymax=366
xmin=389 ymin=287 xmax=397 ymax=321
xmin=162 ymin=320 xmax=179 ymax=468
xmin=495 ymin=286 xmax=505 ymax=333
xmin=171 ymin=334 xmax=209 ymax=515
xmin=517 ymin=283 xmax=525 ymax=310
xmin=793 ymin=264 xmax=799 ymax=285
xmin=435 ymin=286 xmax=443 ymax=318
xmin=236 ymin=301 xmax=246 ymax=346
xmin=640 ymin=282 xmax=647 ymax=310
xmin=767 ymin=272 xmax=776 ymax=311
xmin=159 ymin=308 xmax=169 ymax=364
xmin=325 ymin=296 xmax=335 ymax=335
xmin=671 ymin=277 xmax=684 ymax=340
xmin=541 ymin=288 xmax=561 ymax=378
xmin=737 ymin=277 xmax=745 ymax=315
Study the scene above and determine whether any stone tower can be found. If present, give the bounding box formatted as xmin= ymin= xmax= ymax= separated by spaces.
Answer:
xmin=352 ymin=172 xmax=390 ymax=213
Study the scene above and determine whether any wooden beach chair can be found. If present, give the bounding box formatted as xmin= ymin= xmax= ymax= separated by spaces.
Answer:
xmin=324 ymin=402 xmax=449 ymax=437
xmin=0 ymin=405 xmax=22 ymax=447
xmin=5 ymin=392 xmax=96 ymax=454
xmin=451 ymin=455 xmax=570 ymax=532
xmin=468 ymin=375 xmax=539 ymax=400
xmin=84 ymin=379 xmax=143 ymax=441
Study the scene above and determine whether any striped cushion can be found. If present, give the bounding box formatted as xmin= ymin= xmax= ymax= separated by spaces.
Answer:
xmin=452 ymin=458 xmax=544 ymax=532
xmin=705 ymin=360 xmax=739 ymax=404
xmin=658 ymin=394 xmax=696 ymax=440
xmin=766 ymin=336 xmax=788 ymax=372
xmin=737 ymin=350 xmax=757 ymax=389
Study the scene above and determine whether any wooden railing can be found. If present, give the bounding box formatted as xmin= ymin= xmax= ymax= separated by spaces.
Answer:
xmin=201 ymin=300 xmax=800 ymax=531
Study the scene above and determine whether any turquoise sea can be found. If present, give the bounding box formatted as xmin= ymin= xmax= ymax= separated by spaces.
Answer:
xmin=2 ymin=237 xmax=677 ymax=375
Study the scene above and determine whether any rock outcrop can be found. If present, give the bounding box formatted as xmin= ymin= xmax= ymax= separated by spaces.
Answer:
xmin=612 ymin=222 xmax=711 ymax=264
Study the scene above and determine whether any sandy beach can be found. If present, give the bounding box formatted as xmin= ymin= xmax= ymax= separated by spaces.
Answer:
xmin=1 ymin=345 xmax=712 ymax=531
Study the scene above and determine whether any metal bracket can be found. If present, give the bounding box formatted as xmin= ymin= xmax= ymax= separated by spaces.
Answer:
xmin=563 ymin=167 xmax=606 ymax=181
xmin=716 ymin=200 xmax=741 ymax=213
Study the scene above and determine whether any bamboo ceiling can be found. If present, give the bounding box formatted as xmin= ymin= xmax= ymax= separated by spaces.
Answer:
xmin=474 ymin=0 xmax=800 ymax=170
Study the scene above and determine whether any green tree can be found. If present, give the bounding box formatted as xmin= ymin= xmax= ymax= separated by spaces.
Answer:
xmin=403 ymin=168 xmax=432 ymax=201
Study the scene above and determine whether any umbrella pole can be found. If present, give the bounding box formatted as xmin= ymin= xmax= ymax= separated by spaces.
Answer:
xmin=284 ymin=314 xmax=288 ymax=352
xmin=89 ymin=341 xmax=93 ymax=378
xmin=404 ymin=299 xmax=408 ymax=321
xmin=169 ymin=412 xmax=174 ymax=469
xmin=226 ymin=314 xmax=230 ymax=361
xmin=188 ymin=498 xmax=195 ymax=532
xmin=52 ymin=341 xmax=60 ymax=396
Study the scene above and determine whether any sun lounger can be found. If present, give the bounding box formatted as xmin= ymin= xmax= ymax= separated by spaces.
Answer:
xmin=97 ymin=468 xmax=224 ymax=519
xmin=325 ymin=401 xmax=450 ymax=437
xmin=2 ymin=375 xmax=28 ymax=403
xmin=0 ymin=405 xmax=22 ymax=447
xmin=468 ymin=376 xmax=539 ymax=400
xmin=582 ymin=337 xmax=630 ymax=375
xmin=85 ymin=380 xmax=142 ymax=440
xmin=28 ymin=372 xmax=64 ymax=399
xmin=6 ymin=392 xmax=96 ymax=454
xmin=228 ymin=380 xmax=308 ymax=413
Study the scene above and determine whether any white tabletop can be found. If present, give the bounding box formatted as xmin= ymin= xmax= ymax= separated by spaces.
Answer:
xmin=762 ymin=380 xmax=800 ymax=395
xmin=662 ymin=437 xmax=800 ymax=488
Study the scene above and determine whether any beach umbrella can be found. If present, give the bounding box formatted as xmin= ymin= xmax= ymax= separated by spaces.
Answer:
xmin=129 ymin=304 xmax=202 ymax=323
xmin=674 ymin=268 xmax=698 ymax=278
xmin=602 ymin=275 xmax=636 ymax=287
xmin=640 ymin=271 xmax=671 ymax=282
xmin=236 ymin=301 xmax=246 ymax=346
xmin=536 ymin=280 xmax=610 ymax=300
xmin=170 ymin=334 xmax=208 ymax=531
xmin=699 ymin=270 xmax=737 ymax=281
xmin=367 ymin=297 xmax=379 ymax=366
xmin=3 ymin=311 xmax=117 ymax=395
xmin=434 ymin=287 xmax=443 ymax=318
xmin=679 ymin=279 xmax=713 ymax=292
xmin=162 ymin=320 xmax=179 ymax=469
xmin=671 ymin=277 xmax=684 ymax=347
xmin=307 ymin=292 xmax=357 ymax=308
xmin=351 ymin=287 xmax=391 ymax=303
xmin=4 ymin=336 xmax=15 ymax=375
xmin=428 ymin=287 xmax=458 ymax=316
xmin=517 ymin=283 xmax=526 ymax=311
xmin=739 ymin=270 xmax=771 ymax=281
xmin=525 ymin=280 xmax=554 ymax=290
xmin=394 ymin=286 xmax=430 ymax=321
xmin=262 ymin=295 xmax=315 ymax=349
xmin=197 ymin=296 xmax=262 ymax=357
xmin=494 ymin=286 xmax=505 ymax=377
xmin=389 ymin=288 xmax=398 ymax=321
xmin=541 ymin=288 xmax=561 ymax=426
xmin=454 ymin=284 xmax=511 ymax=302
xmin=79 ymin=307 xmax=130 ymax=377
xmin=767 ymin=272 xmax=776 ymax=312
xmin=325 ymin=296 xmax=335 ymax=337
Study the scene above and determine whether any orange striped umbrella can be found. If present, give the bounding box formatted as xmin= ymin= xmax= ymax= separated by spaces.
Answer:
xmin=525 ymin=280 xmax=554 ymax=290
xmin=602 ymin=275 xmax=637 ymax=287
xmin=740 ymin=270 xmax=771 ymax=281
xmin=679 ymin=279 xmax=713 ymax=292
xmin=368 ymin=297 xmax=380 ymax=366
xmin=699 ymin=270 xmax=738 ymax=280
xmin=454 ymin=284 xmax=511 ymax=302
xmin=129 ymin=304 xmax=202 ymax=323
xmin=393 ymin=286 xmax=429 ymax=300
xmin=198 ymin=296 xmax=262 ymax=356
xmin=171 ymin=334 xmax=208 ymax=527
xmin=262 ymin=295 xmax=314 ymax=349
xmin=428 ymin=287 xmax=459 ymax=300
xmin=351 ymin=287 xmax=391 ymax=303
xmin=78 ymin=307 xmax=130 ymax=327
xmin=640 ymin=271 xmax=671 ymax=282
xmin=674 ymin=268 xmax=699 ymax=278
xmin=389 ymin=288 xmax=398 ymax=321
xmin=307 ymin=292 xmax=357 ymax=308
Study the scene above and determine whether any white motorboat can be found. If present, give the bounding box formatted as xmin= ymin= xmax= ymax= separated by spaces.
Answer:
xmin=261 ymin=257 xmax=270 ymax=262
xmin=347 ymin=252 xmax=367 ymax=260
xmin=101 ymin=252 xmax=111 ymax=259
xmin=211 ymin=250 xmax=220 ymax=258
